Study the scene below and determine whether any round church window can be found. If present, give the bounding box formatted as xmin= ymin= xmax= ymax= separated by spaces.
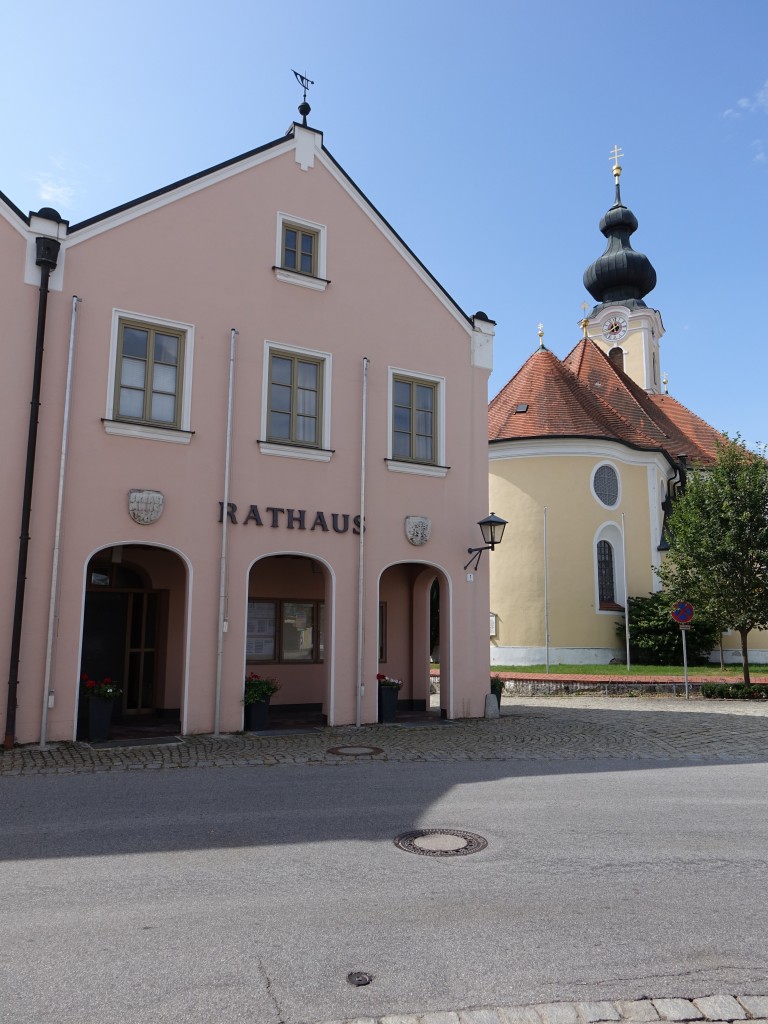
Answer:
xmin=593 ymin=464 xmax=619 ymax=507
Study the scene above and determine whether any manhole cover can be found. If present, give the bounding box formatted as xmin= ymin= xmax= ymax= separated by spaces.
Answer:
xmin=327 ymin=745 xmax=384 ymax=757
xmin=393 ymin=828 xmax=488 ymax=857
xmin=347 ymin=971 xmax=373 ymax=986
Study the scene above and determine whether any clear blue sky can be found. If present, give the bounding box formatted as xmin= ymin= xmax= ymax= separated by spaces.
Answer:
xmin=4 ymin=0 xmax=766 ymax=448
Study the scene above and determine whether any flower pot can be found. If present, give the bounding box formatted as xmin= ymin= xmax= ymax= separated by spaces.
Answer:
xmin=378 ymin=684 xmax=398 ymax=723
xmin=244 ymin=699 xmax=270 ymax=731
xmin=87 ymin=696 xmax=115 ymax=742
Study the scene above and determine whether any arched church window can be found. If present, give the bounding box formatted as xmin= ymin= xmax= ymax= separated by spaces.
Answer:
xmin=609 ymin=347 xmax=624 ymax=371
xmin=652 ymin=352 xmax=658 ymax=385
xmin=597 ymin=540 xmax=616 ymax=606
xmin=593 ymin=464 xmax=619 ymax=507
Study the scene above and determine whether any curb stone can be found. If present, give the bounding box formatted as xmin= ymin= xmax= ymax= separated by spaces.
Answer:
xmin=315 ymin=995 xmax=768 ymax=1024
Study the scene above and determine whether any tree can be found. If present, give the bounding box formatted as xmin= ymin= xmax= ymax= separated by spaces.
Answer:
xmin=656 ymin=437 xmax=768 ymax=683
xmin=616 ymin=592 xmax=722 ymax=666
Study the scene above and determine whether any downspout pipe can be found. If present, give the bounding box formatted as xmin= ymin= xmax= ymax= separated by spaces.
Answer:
xmin=355 ymin=357 xmax=369 ymax=728
xmin=4 ymin=230 xmax=62 ymax=749
xmin=214 ymin=328 xmax=238 ymax=736
xmin=40 ymin=295 xmax=81 ymax=749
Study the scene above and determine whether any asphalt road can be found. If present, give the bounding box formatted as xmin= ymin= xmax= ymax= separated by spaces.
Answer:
xmin=2 ymin=747 xmax=768 ymax=1024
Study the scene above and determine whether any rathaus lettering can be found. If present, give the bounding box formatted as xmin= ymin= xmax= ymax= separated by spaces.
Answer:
xmin=218 ymin=503 xmax=364 ymax=534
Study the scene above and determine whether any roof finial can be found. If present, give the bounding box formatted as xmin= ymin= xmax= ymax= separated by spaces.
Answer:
xmin=537 ymin=322 xmax=545 ymax=349
xmin=662 ymin=372 xmax=669 ymax=395
xmin=580 ymin=317 xmax=590 ymax=339
xmin=609 ymin=144 xmax=624 ymax=205
xmin=292 ymin=69 xmax=314 ymax=126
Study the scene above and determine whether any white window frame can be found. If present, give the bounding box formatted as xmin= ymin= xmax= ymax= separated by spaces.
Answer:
xmin=593 ymin=522 xmax=626 ymax=614
xmin=259 ymin=340 xmax=333 ymax=462
xmin=386 ymin=366 xmax=447 ymax=478
xmin=104 ymin=309 xmax=195 ymax=444
xmin=274 ymin=212 xmax=328 ymax=292
xmin=591 ymin=461 xmax=621 ymax=508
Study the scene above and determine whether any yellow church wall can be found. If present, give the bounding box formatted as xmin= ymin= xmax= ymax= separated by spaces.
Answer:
xmin=490 ymin=445 xmax=666 ymax=664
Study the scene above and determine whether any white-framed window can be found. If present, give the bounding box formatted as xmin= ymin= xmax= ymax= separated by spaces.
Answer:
xmin=594 ymin=522 xmax=626 ymax=613
xmin=259 ymin=341 xmax=333 ymax=462
xmin=274 ymin=212 xmax=328 ymax=292
xmin=104 ymin=310 xmax=194 ymax=444
xmin=386 ymin=367 xmax=447 ymax=477
xmin=591 ymin=462 xmax=620 ymax=508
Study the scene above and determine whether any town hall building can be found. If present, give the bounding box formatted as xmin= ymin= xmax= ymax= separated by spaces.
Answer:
xmin=1 ymin=104 xmax=495 ymax=747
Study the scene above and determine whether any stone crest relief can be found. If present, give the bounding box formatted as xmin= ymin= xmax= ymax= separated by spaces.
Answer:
xmin=128 ymin=489 xmax=165 ymax=525
xmin=404 ymin=516 xmax=432 ymax=546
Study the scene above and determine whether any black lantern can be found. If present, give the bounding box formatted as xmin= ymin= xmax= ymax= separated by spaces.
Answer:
xmin=464 ymin=513 xmax=508 ymax=571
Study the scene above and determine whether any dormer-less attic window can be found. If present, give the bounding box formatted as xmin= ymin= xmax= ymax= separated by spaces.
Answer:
xmin=282 ymin=224 xmax=317 ymax=276
xmin=515 ymin=403 xmax=529 ymax=414
xmin=274 ymin=212 xmax=329 ymax=292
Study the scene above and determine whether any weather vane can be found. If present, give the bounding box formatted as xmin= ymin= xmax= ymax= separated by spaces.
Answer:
xmin=292 ymin=70 xmax=314 ymax=126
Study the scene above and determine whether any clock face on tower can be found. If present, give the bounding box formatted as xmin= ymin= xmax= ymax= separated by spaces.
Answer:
xmin=602 ymin=315 xmax=628 ymax=341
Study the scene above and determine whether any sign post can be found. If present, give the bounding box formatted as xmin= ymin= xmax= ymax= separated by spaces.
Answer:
xmin=671 ymin=601 xmax=694 ymax=699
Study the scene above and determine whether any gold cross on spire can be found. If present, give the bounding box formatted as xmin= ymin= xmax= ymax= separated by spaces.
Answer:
xmin=609 ymin=144 xmax=624 ymax=182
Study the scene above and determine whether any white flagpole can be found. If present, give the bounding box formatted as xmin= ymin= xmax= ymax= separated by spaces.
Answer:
xmin=544 ymin=506 xmax=550 ymax=673
xmin=621 ymin=512 xmax=631 ymax=671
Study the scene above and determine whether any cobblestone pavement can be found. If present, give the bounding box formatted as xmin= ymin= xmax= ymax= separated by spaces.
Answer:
xmin=2 ymin=694 xmax=768 ymax=776
xmin=319 ymin=992 xmax=768 ymax=1024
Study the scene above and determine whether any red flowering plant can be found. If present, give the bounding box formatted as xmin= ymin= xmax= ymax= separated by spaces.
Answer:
xmin=80 ymin=673 xmax=122 ymax=699
xmin=376 ymin=672 xmax=403 ymax=689
xmin=243 ymin=672 xmax=281 ymax=705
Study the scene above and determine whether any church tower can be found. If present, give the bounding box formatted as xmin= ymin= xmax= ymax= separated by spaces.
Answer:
xmin=583 ymin=148 xmax=664 ymax=393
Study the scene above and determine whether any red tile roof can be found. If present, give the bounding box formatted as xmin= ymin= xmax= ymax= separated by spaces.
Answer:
xmin=489 ymin=338 xmax=724 ymax=467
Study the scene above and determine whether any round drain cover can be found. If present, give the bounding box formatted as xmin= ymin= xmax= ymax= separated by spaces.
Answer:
xmin=393 ymin=828 xmax=488 ymax=857
xmin=347 ymin=971 xmax=373 ymax=986
xmin=327 ymin=745 xmax=384 ymax=757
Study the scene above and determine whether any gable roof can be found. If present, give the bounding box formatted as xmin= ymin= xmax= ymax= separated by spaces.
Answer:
xmin=35 ymin=123 xmax=473 ymax=331
xmin=489 ymin=337 xmax=724 ymax=467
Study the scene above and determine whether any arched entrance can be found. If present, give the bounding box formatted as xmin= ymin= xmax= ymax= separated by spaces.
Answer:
xmin=378 ymin=562 xmax=451 ymax=721
xmin=246 ymin=553 xmax=332 ymax=728
xmin=78 ymin=545 xmax=187 ymax=739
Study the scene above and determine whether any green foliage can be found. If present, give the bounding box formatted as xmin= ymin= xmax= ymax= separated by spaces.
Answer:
xmin=656 ymin=436 xmax=768 ymax=683
xmin=701 ymin=681 xmax=768 ymax=700
xmin=490 ymin=674 xmax=505 ymax=695
xmin=615 ymin=591 xmax=721 ymax=666
xmin=243 ymin=673 xmax=280 ymax=704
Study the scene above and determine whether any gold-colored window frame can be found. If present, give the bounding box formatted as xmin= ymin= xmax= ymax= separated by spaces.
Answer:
xmin=281 ymin=223 xmax=319 ymax=277
xmin=267 ymin=350 xmax=324 ymax=448
xmin=114 ymin=318 xmax=185 ymax=428
xmin=392 ymin=374 xmax=437 ymax=465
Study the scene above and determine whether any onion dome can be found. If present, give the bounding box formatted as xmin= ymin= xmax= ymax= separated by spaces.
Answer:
xmin=583 ymin=157 xmax=656 ymax=312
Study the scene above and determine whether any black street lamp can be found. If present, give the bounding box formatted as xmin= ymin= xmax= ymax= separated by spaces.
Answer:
xmin=464 ymin=513 xmax=507 ymax=571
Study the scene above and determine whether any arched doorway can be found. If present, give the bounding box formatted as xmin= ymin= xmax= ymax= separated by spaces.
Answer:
xmin=246 ymin=553 xmax=332 ymax=729
xmin=78 ymin=545 xmax=187 ymax=738
xmin=378 ymin=562 xmax=451 ymax=721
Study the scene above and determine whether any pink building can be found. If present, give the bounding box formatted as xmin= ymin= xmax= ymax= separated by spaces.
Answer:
xmin=1 ymin=115 xmax=495 ymax=746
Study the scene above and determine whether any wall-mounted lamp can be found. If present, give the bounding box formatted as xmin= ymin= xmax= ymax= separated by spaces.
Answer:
xmin=464 ymin=513 xmax=508 ymax=571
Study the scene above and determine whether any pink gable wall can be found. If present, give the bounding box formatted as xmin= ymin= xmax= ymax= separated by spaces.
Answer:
xmin=1 ymin=126 xmax=493 ymax=744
